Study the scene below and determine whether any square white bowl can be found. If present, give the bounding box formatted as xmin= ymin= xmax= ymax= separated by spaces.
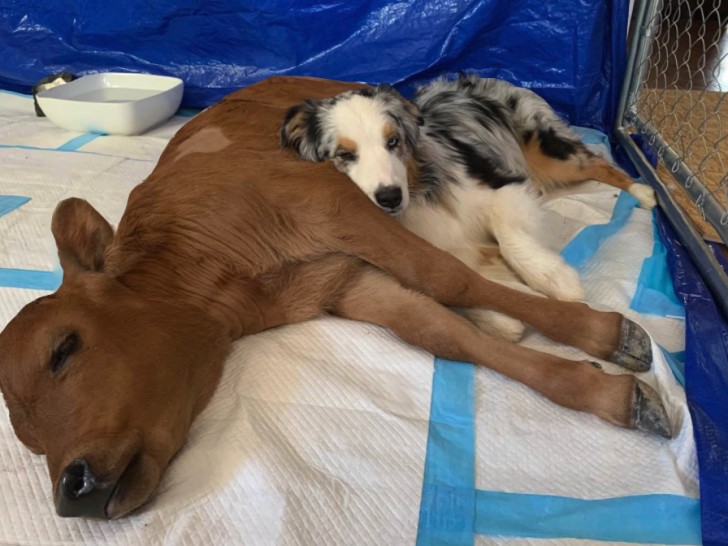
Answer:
xmin=36 ymin=72 xmax=184 ymax=136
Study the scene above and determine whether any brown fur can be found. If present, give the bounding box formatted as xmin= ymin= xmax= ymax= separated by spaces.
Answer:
xmin=336 ymin=136 xmax=358 ymax=154
xmin=0 ymin=76 xmax=655 ymax=519
xmin=478 ymin=244 xmax=504 ymax=266
xmin=522 ymin=133 xmax=637 ymax=193
xmin=382 ymin=121 xmax=397 ymax=141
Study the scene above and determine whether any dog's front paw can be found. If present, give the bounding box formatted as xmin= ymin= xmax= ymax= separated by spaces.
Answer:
xmin=628 ymin=183 xmax=657 ymax=209
xmin=463 ymin=308 xmax=526 ymax=342
xmin=525 ymin=261 xmax=585 ymax=302
xmin=546 ymin=264 xmax=585 ymax=301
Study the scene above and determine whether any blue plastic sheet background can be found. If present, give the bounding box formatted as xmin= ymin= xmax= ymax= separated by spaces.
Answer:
xmin=0 ymin=0 xmax=626 ymax=131
xmin=658 ymin=211 xmax=728 ymax=546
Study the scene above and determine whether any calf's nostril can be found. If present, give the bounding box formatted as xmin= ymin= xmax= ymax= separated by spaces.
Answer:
xmin=61 ymin=459 xmax=95 ymax=498
xmin=56 ymin=457 xmax=115 ymax=518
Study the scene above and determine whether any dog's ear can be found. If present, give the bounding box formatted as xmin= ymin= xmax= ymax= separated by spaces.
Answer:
xmin=375 ymin=84 xmax=423 ymax=125
xmin=375 ymin=84 xmax=423 ymax=151
xmin=51 ymin=198 xmax=114 ymax=276
xmin=280 ymin=99 xmax=327 ymax=162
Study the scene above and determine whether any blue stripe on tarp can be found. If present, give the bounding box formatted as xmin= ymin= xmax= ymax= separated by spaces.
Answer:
xmin=0 ymin=143 xmax=153 ymax=162
xmin=415 ymin=353 xmax=697 ymax=545
xmin=0 ymin=268 xmax=62 ymax=291
xmin=630 ymin=211 xmax=685 ymax=318
xmin=416 ymin=358 xmax=476 ymax=546
xmin=0 ymin=144 xmax=68 ymax=152
xmin=474 ymin=490 xmax=701 ymax=544
xmin=57 ymin=132 xmax=105 ymax=151
xmin=0 ymin=196 xmax=60 ymax=293
xmin=0 ymin=195 xmax=30 ymax=217
xmin=662 ymin=348 xmax=686 ymax=388
xmin=561 ymin=190 xmax=639 ymax=269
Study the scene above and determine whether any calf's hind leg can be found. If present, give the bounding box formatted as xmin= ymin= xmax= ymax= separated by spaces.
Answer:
xmin=333 ymin=268 xmax=671 ymax=438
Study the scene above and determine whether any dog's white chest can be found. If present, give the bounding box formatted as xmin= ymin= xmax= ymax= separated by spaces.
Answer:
xmin=400 ymin=184 xmax=496 ymax=253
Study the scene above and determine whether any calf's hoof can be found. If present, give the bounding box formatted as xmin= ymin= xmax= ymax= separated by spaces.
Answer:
xmin=632 ymin=380 xmax=672 ymax=439
xmin=611 ymin=319 xmax=652 ymax=372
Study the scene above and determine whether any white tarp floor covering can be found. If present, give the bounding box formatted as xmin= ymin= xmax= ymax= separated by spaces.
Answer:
xmin=0 ymin=91 xmax=695 ymax=545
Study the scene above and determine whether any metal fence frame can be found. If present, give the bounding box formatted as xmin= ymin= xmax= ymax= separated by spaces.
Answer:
xmin=615 ymin=0 xmax=728 ymax=319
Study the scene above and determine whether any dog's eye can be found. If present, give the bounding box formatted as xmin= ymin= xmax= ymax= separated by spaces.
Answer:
xmin=337 ymin=151 xmax=355 ymax=162
xmin=387 ymin=137 xmax=400 ymax=150
xmin=50 ymin=333 xmax=81 ymax=373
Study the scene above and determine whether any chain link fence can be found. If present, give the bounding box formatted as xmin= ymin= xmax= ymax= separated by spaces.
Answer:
xmin=620 ymin=0 xmax=728 ymax=243
xmin=616 ymin=0 xmax=728 ymax=316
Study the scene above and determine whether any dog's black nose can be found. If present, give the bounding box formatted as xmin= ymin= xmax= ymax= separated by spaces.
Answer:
xmin=55 ymin=458 xmax=113 ymax=518
xmin=375 ymin=186 xmax=402 ymax=209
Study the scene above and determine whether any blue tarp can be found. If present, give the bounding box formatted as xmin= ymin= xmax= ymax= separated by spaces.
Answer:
xmin=3 ymin=1 xmax=728 ymax=544
xmin=0 ymin=0 xmax=626 ymax=132
xmin=660 ymin=215 xmax=728 ymax=546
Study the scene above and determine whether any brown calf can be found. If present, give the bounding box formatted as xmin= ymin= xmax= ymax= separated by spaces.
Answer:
xmin=0 ymin=76 xmax=669 ymax=520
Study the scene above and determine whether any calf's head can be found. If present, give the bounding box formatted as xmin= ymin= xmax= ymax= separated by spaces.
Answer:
xmin=0 ymin=198 xmax=229 ymax=519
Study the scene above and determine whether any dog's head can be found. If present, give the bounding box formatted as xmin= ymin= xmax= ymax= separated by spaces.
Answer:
xmin=0 ymin=198 xmax=229 ymax=519
xmin=280 ymin=85 xmax=422 ymax=215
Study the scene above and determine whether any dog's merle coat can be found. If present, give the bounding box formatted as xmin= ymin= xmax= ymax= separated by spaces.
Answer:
xmin=281 ymin=74 xmax=598 ymax=205
xmin=280 ymin=74 xmax=655 ymax=340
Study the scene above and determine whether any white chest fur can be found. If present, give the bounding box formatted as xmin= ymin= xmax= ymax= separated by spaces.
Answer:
xmin=400 ymin=183 xmax=497 ymax=256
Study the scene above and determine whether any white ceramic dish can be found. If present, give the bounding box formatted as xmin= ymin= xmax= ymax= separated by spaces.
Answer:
xmin=36 ymin=72 xmax=184 ymax=135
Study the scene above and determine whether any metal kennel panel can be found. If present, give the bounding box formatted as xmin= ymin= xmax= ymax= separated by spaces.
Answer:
xmin=616 ymin=0 xmax=728 ymax=318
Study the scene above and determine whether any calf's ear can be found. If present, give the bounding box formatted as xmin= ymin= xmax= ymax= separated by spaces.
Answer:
xmin=51 ymin=198 xmax=114 ymax=276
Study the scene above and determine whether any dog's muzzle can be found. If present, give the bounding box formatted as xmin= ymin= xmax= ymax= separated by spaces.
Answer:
xmin=375 ymin=186 xmax=403 ymax=212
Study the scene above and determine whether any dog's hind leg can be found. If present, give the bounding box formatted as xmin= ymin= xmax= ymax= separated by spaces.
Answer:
xmin=493 ymin=80 xmax=655 ymax=209
xmin=459 ymin=307 xmax=525 ymax=342
xmin=487 ymin=183 xmax=585 ymax=302
xmin=522 ymin=128 xmax=656 ymax=209
xmin=323 ymin=192 xmax=652 ymax=372
xmin=333 ymin=267 xmax=671 ymax=438
xmin=448 ymin=245 xmax=527 ymax=342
